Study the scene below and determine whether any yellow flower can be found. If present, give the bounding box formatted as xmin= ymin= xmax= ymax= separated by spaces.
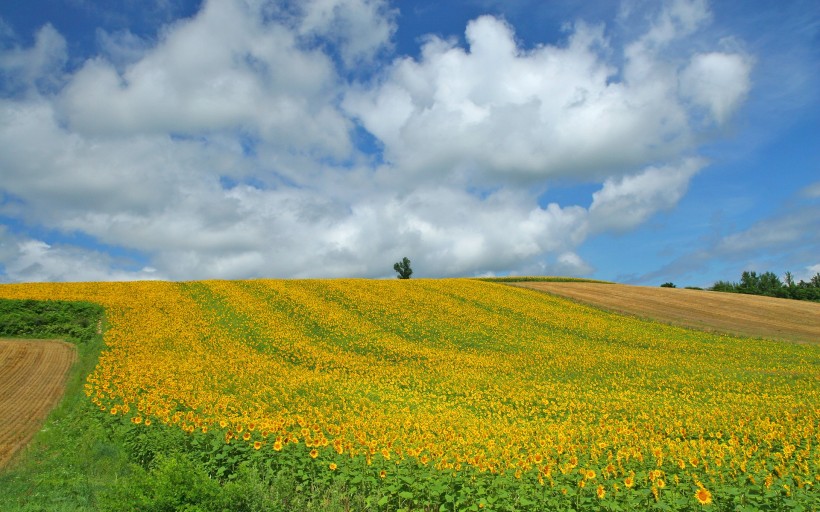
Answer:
xmin=379 ymin=470 xmax=387 ymax=479
xmin=585 ymin=469 xmax=596 ymax=480
xmin=329 ymin=462 xmax=338 ymax=471
xmin=624 ymin=475 xmax=635 ymax=488
xmin=253 ymin=441 xmax=262 ymax=450
xmin=310 ymin=449 xmax=319 ymax=459
xmin=596 ymin=485 xmax=606 ymax=499
xmin=695 ymin=487 xmax=712 ymax=505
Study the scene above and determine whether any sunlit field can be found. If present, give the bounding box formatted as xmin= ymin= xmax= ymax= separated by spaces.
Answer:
xmin=1 ymin=279 xmax=817 ymax=510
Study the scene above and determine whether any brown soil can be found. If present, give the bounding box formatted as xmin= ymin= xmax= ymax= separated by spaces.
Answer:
xmin=510 ymin=282 xmax=820 ymax=344
xmin=0 ymin=339 xmax=77 ymax=470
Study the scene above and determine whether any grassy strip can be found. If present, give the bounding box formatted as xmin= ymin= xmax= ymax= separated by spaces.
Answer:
xmin=0 ymin=299 xmax=123 ymax=511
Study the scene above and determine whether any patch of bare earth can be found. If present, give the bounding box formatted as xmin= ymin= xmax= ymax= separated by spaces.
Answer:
xmin=510 ymin=282 xmax=820 ymax=344
xmin=0 ymin=339 xmax=76 ymax=470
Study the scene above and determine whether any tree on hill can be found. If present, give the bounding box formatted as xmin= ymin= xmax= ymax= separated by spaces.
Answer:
xmin=394 ymin=257 xmax=413 ymax=279
xmin=710 ymin=270 xmax=820 ymax=302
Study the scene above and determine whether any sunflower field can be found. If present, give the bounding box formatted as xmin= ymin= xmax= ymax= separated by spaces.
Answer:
xmin=0 ymin=279 xmax=817 ymax=511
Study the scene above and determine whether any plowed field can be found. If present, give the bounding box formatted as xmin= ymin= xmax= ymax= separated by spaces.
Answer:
xmin=511 ymin=281 xmax=820 ymax=344
xmin=0 ymin=339 xmax=76 ymax=469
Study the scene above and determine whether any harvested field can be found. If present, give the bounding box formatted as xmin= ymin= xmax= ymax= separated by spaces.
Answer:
xmin=511 ymin=281 xmax=820 ymax=344
xmin=0 ymin=339 xmax=76 ymax=469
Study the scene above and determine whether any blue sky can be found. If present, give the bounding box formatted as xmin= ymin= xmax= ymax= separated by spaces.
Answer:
xmin=0 ymin=0 xmax=818 ymax=286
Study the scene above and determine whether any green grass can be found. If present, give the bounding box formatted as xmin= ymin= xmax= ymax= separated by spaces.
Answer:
xmin=0 ymin=299 xmax=124 ymax=511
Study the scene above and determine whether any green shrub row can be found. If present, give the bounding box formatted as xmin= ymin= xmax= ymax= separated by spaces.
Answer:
xmin=0 ymin=298 xmax=103 ymax=342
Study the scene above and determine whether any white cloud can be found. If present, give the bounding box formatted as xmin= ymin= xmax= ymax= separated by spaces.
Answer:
xmin=588 ymin=158 xmax=705 ymax=233
xmin=0 ymin=98 xmax=228 ymax=218
xmin=0 ymin=23 xmax=67 ymax=92
xmin=680 ymin=51 xmax=753 ymax=124
xmin=796 ymin=264 xmax=820 ymax=283
xmin=0 ymin=228 xmax=163 ymax=283
xmin=344 ymin=7 xmax=736 ymax=186
xmin=59 ymin=0 xmax=351 ymax=158
xmin=0 ymin=1 xmax=759 ymax=282
xmin=296 ymin=0 xmax=397 ymax=66
xmin=716 ymin=208 xmax=820 ymax=254
xmin=95 ymin=29 xmax=154 ymax=68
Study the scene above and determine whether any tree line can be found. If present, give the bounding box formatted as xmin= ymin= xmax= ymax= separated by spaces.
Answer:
xmin=710 ymin=270 xmax=820 ymax=302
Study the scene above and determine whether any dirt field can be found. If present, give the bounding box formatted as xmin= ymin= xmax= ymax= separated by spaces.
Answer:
xmin=511 ymin=282 xmax=820 ymax=344
xmin=0 ymin=339 xmax=76 ymax=469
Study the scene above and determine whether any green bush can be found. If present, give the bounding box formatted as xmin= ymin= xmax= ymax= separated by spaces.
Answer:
xmin=0 ymin=298 xmax=103 ymax=342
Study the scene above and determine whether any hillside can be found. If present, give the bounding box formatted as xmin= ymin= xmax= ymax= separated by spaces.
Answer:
xmin=511 ymin=281 xmax=820 ymax=344
xmin=0 ymin=279 xmax=817 ymax=510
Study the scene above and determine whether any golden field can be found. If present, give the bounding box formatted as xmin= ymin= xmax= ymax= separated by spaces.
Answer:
xmin=0 ymin=279 xmax=817 ymax=509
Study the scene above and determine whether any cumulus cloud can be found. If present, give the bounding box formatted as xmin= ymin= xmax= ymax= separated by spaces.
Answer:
xmin=59 ymin=0 xmax=351 ymax=159
xmin=588 ymin=158 xmax=705 ymax=233
xmin=345 ymin=15 xmax=690 ymax=182
xmin=0 ymin=0 xmax=757 ymax=282
xmin=0 ymin=228 xmax=162 ymax=283
xmin=95 ymin=29 xmax=154 ymax=68
xmin=0 ymin=23 xmax=67 ymax=93
xmin=680 ymin=52 xmax=753 ymax=124
xmin=296 ymin=0 xmax=397 ymax=66
xmin=343 ymin=2 xmax=741 ymax=186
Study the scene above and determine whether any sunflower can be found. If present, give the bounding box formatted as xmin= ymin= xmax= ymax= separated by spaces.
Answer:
xmin=596 ymin=485 xmax=606 ymax=500
xmin=329 ymin=462 xmax=337 ymax=471
xmin=310 ymin=449 xmax=319 ymax=459
xmin=695 ymin=487 xmax=712 ymax=505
